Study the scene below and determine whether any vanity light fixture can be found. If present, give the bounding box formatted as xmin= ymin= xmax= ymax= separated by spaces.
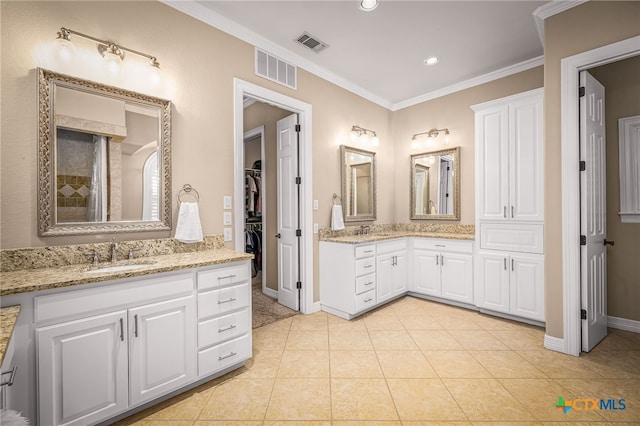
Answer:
xmin=350 ymin=125 xmax=380 ymax=147
xmin=359 ymin=0 xmax=379 ymax=11
xmin=411 ymin=128 xmax=450 ymax=148
xmin=55 ymin=27 xmax=161 ymax=75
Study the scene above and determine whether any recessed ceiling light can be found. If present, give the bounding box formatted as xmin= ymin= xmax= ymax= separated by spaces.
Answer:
xmin=360 ymin=0 xmax=378 ymax=12
xmin=424 ymin=56 xmax=440 ymax=66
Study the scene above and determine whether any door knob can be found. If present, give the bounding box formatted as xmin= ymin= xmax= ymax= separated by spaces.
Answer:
xmin=604 ymin=239 xmax=615 ymax=246
xmin=275 ymin=233 xmax=281 ymax=239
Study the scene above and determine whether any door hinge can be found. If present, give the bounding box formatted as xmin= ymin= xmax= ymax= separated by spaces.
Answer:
xmin=295 ymin=124 xmax=301 ymax=132
xmin=296 ymin=229 xmax=302 ymax=237
xmin=581 ymin=309 xmax=587 ymax=320
xmin=580 ymin=235 xmax=586 ymax=245
xmin=579 ymin=161 xmax=586 ymax=171
xmin=296 ymin=281 xmax=302 ymax=289
xmin=295 ymin=176 xmax=301 ymax=184
xmin=579 ymin=86 xmax=585 ymax=97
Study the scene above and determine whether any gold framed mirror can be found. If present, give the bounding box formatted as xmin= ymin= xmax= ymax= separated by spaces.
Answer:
xmin=410 ymin=147 xmax=460 ymax=220
xmin=340 ymin=145 xmax=376 ymax=222
xmin=37 ymin=68 xmax=172 ymax=236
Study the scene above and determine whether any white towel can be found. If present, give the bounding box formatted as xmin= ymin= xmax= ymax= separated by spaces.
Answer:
xmin=331 ymin=204 xmax=345 ymax=231
xmin=174 ymin=202 xmax=204 ymax=243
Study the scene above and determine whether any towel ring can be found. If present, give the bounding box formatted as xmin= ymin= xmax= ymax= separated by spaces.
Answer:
xmin=178 ymin=184 xmax=200 ymax=203
xmin=332 ymin=193 xmax=342 ymax=205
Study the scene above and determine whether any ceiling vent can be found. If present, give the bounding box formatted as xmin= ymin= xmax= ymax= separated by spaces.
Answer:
xmin=296 ymin=32 xmax=329 ymax=53
xmin=255 ymin=48 xmax=297 ymax=90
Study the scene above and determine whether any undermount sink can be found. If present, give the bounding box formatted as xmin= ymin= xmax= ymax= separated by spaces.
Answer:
xmin=85 ymin=263 xmax=155 ymax=274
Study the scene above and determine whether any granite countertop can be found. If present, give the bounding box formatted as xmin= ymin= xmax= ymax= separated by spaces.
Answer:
xmin=0 ymin=248 xmax=253 ymax=297
xmin=321 ymin=231 xmax=475 ymax=244
xmin=0 ymin=305 xmax=21 ymax=365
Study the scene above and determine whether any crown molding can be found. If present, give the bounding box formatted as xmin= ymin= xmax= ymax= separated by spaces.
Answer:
xmin=391 ymin=55 xmax=544 ymax=111
xmin=160 ymin=0 xmax=393 ymax=110
xmin=533 ymin=0 xmax=588 ymax=45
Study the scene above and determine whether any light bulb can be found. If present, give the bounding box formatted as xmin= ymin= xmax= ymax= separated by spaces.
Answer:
xmin=55 ymin=37 xmax=75 ymax=64
xmin=103 ymin=51 xmax=122 ymax=75
xmin=411 ymin=138 xmax=420 ymax=149
xmin=350 ymin=129 xmax=359 ymax=142
xmin=360 ymin=0 xmax=378 ymax=11
xmin=370 ymin=135 xmax=380 ymax=147
xmin=359 ymin=133 xmax=369 ymax=144
xmin=149 ymin=63 xmax=161 ymax=87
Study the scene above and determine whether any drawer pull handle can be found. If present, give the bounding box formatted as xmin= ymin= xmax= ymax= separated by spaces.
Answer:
xmin=218 ymin=297 xmax=237 ymax=304
xmin=364 ymin=265 xmax=373 ymax=269
xmin=218 ymin=274 xmax=236 ymax=280
xmin=218 ymin=351 xmax=237 ymax=361
xmin=365 ymin=281 xmax=374 ymax=286
xmin=435 ymin=244 xmax=445 ymax=247
xmin=218 ymin=324 xmax=237 ymax=333
xmin=364 ymin=250 xmax=373 ymax=253
xmin=364 ymin=297 xmax=373 ymax=303
xmin=0 ymin=366 xmax=17 ymax=387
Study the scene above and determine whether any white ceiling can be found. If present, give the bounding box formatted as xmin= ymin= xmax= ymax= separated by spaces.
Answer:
xmin=167 ymin=1 xmax=551 ymax=110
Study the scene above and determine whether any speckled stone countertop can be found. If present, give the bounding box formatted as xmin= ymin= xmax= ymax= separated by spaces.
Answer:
xmin=0 ymin=248 xmax=253 ymax=297
xmin=319 ymin=223 xmax=475 ymax=244
xmin=0 ymin=305 xmax=21 ymax=365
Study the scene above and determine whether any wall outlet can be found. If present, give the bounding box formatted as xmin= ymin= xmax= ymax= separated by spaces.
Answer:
xmin=223 ymin=195 xmax=232 ymax=210
xmin=223 ymin=228 xmax=232 ymax=241
xmin=223 ymin=211 xmax=232 ymax=225
xmin=313 ymin=199 xmax=319 ymax=210
xmin=313 ymin=223 xmax=319 ymax=234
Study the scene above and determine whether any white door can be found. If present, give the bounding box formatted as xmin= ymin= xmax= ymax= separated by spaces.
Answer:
xmin=413 ymin=250 xmax=441 ymax=296
xmin=276 ymin=114 xmax=299 ymax=310
xmin=510 ymin=255 xmax=545 ymax=321
xmin=37 ymin=311 xmax=128 ymax=426
xmin=441 ymin=253 xmax=474 ymax=304
xmin=392 ymin=252 xmax=408 ymax=296
xmin=129 ymin=296 xmax=196 ymax=406
xmin=477 ymin=106 xmax=510 ymax=220
xmin=376 ymin=255 xmax=394 ymax=303
xmin=580 ymin=70 xmax=608 ymax=352
xmin=476 ymin=252 xmax=510 ymax=314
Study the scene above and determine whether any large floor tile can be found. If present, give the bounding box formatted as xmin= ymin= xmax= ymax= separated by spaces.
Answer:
xmin=517 ymin=350 xmax=605 ymax=379
xmin=331 ymin=378 xmax=399 ymax=421
xmin=443 ymin=378 xmax=536 ymax=421
xmin=240 ymin=349 xmax=282 ymax=378
xmin=469 ymin=350 xmax=546 ymax=379
xmin=198 ymin=378 xmax=274 ymax=420
xmin=330 ymin=350 xmax=383 ymax=378
xmin=363 ymin=314 xmax=406 ymax=331
xmin=263 ymin=422 xmax=331 ymax=426
xmin=449 ymin=330 xmax=509 ymax=351
xmin=376 ymin=350 xmax=437 ymax=378
xmin=195 ymin=422 xmax=261 ymax=426
xmin=579 ymin=349 xmax=640 ymax=378
xmin=423 ymin=351 xmax=492 ymax=378
xmin=327 ymin=314 xmax=367 ymax=331
xmin=369 ymin=330 xmax=419 ymax=350
xmin=290 ymin=311 xmax=328 ymax=330
xmin=329 ymin=329 xmax=374 ymax=350
xmin=489 ymin=330 xmax=544 ymax=350
xmin=592 ymin=329 xmax=640 ymax=352
xmin=396 ymin=314 xmax=443 ymax=330
xmin=252 ymin=329 xmax=289 ymax=351
xmin=277 ymin=350 xmax=330 ymax=378
xmin=409 ymin=330 xmax=464 ymax=351
xmin=144 ymin=387 xmax=213 ymax=421
xmin=265 ymin=378 xmax=331 ymax=421
xmin=386 ymin=378 xmax=467 ymax=421
xmin=285 ymin=330 xmax=328 ymax=350
xmin=332 ymin=421 xmax=402 ymax=426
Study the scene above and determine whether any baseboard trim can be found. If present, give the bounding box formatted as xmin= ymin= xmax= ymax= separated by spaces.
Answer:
xmin=608 ymin=316 xmax=640 ymax=333
xmin=544 ymin=334 xmax=566 ymax=353
xmin=262 ymin=287 xmax=278 ymax=299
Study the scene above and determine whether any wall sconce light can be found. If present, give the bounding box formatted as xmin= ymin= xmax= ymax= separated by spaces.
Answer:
xmin=350 ymin=125 xmax=380 ymax=147
xmin=55 ymin=27 xmax=161 ymax=78
xmin=411 ymin=128 xmax=450 ymax=148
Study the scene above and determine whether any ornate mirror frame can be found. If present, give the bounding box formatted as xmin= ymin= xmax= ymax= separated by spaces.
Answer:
xmin=410 ymin=147 xmax=460 ymax=221
xmin=340 ymin=145 xmax=377 ymax=222
xmin=37 ymin=68 xmax=172 ymax=236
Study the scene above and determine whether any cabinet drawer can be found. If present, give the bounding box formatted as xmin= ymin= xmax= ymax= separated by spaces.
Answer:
xmin=198 ymin=334 xmax=251 ymax=378
xmin=480 ymin=223 xmax=543 ymax=253
xmin=198 ymin=283 xmax=249 ymax=319
xmin=376 ymin=239 xmax=407 ymax=255
xmin=198 ymin=264 xmax=249 ymax=290
xmin=412 ymin=238 xmax=473 ymax=253
xmin=355 ymin=274 xmax=376 ymax=295
xmin=355 ymin=289 xmax=376 ymax=312
xmin=198 ymin=308 xmax=249 ymax=349
xmin=355 ymin=244 xmax=376 ymax=259
xmin=355 ymin=258 xmax=376 ymax=276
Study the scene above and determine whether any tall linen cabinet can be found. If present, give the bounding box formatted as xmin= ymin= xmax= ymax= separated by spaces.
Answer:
xmin=472 ymin=88 xmax=545 ymax=323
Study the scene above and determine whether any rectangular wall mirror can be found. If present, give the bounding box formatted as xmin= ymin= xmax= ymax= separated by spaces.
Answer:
xmin=38 ymin=68 xmax=172 ymax=236
xmin=340 ymin=145 xmax=376 ymax=222
xmin=410 ymin=147 xmax=460 ymax=220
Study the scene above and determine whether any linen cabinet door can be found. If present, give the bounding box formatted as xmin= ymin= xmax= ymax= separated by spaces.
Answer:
xmin=509 ymin=255 xmax=544 ymax=321
xmin=412 ymin=249 xmax=441 ymax=296
xmin=440 ymin=252 xmax=474 ymax=304
xmin=37 ymin=310 xmax=128 ymax=426
xmin=475 ymin=252 xmax=510 ymax=314
xmin=129 ymin=295 xmax=196 ymax=407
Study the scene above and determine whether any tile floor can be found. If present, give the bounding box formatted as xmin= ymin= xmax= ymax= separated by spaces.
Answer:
xmin=115 ymin=296 xmax=640 ymax=425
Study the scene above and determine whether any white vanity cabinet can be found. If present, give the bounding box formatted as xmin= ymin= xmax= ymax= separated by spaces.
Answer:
xmin=476 ymin=251 xmax=544 ymax=322
xmin=376 ymin=239 xmax=408 ymax=303
xmin=410 ymin=239 xmax=474 ymax=305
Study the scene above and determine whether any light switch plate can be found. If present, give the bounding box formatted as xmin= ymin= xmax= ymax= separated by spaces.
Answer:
xmin=313 ymin=200 xmax=319 ymax=210
xmin=223 ymin=211 xmax=232 ymax=225
xmin=313 ymin=223 xmax=319 ymax=234
xmin=223 ymin=228 xmax=232 ymax=241
xmin=223 ymin=196 xmax=232 ymax=210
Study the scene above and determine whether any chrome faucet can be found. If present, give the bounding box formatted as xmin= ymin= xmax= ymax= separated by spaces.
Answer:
xmin=111 ymin=238 xmax=119 ymax=262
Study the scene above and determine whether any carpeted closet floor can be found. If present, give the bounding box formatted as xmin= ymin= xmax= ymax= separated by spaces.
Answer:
xmin=252 ymin=284 xmax=298 ymax=329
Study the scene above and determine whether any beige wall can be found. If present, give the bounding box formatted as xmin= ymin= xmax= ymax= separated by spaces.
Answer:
xmin=392 ymin=67 xmax=544 ymax=224
xmin=589 ymin=56 xmax=640 ymax=322
xmin=543 ymin=1 xmax=640 ymax=338
xmin=243 ymin=101 xmax=290 ymax=292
